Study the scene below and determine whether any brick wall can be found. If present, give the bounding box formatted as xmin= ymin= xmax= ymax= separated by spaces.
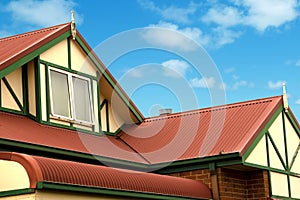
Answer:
xmin=170 ymin=168 xmax=270 ymax=200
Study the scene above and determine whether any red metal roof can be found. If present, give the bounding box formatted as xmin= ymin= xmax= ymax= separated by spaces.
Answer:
xmin=0 ymin=23 xmax=70 ymax=71
xmin=120 ymin=96 xmax=283 ymax=164
xmin=0 ymin=152 xmax=212 ymax=199
xmin=0 ymin=111 xmax=146 ymax=164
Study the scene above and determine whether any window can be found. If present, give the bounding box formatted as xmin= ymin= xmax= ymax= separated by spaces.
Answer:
xmin=48 ymin=67 xmax=94 ymax=125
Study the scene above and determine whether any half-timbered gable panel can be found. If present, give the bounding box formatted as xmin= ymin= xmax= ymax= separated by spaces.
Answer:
xmin=244 ymin=108 xmax=300 ymax=199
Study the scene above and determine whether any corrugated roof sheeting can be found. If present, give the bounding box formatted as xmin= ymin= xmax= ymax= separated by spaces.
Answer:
xmin=0 ymin=23 xmax=70 ymax=70
xmin=0 ymin=152 xmax=212 ymax=199
xmin=0 ymin=112 xmax=147 ymax=164
xmin=120 ymin=96 xmax=283 ymax=164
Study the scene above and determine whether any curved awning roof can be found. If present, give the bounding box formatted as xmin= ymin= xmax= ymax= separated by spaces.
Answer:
xmin=0 ymin=152 xmax=212 ymax=199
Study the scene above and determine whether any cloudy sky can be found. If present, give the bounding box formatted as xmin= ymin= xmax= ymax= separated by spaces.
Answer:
xmin=0 ymin=0 xmax=300 ymax=118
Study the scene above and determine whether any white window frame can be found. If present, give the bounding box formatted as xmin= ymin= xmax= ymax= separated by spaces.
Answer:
xmin=48 ymin=67 xmax=94 ymax=126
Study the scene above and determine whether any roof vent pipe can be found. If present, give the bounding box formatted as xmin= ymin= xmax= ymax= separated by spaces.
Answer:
xmin=159 ymin=108 xmax=173 ymax=116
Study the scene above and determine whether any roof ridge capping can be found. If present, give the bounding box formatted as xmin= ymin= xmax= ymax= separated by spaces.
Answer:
xmin=144 ymin=96 xmax=282 ymax=122
xmin=0 ymin=23 xmax=70 ymax=42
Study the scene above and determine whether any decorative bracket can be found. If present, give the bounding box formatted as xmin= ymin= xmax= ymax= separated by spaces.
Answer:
xmin=71 ymin=10 xmax=76 ymax=40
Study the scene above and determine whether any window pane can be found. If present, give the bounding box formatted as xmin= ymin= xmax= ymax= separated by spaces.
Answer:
xmin=49 ymin=70 xmax=71 ymax=118
xmin=72 ymin=77 xmax=92 ymax=122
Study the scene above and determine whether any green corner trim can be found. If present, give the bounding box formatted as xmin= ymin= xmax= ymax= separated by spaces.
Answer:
xmin=0 ymin=188 xmax=35 ymax=197
xmin=37 ymin=182 xmax=206 ymax=200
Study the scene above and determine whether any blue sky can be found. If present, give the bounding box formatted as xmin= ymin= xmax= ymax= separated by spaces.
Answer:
xmin=0 ymin=0 xmax=300 ymax=119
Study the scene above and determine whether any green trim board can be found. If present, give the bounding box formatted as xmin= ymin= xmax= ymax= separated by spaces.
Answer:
xmin=44 ymin=64 xmax=51 ymax=122
xmin=282 ymin=112 xmax=290 ymax=171
xmin=36 ymin=182 xmax=207 ymax=200
xmin=22 ymin=64 xmax=29 ymax=115
xmin=0 ymin=188 xmax=35 ymax=197
xmin=35 ymin=57 xmax=42 ymax=122
xmin=97 ymin=73 xmax=101 ymax=132
xmin=156 ymin=153 xmax=242 ymax=174
xmin=67 ymin=37 xmax=72 ymax=69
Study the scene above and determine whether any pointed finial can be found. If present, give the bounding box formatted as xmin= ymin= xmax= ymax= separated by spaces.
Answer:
xmin=71 ymin=10 xmax=76 ymax=40
xmin=283 ymin=82 xmax=289 ymax=112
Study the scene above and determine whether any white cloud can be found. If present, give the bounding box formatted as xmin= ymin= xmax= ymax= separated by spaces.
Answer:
xmin=127 ymin=68 xmax=145 ymax=78
xmin=202 ymin=6 xmax=243 ymax=27
xmin=296 ymin=99 xmax=300 ymax=104
xmin=138 ymin=0 xmax=197 ymax=24
xmin=162 ymin=59 xmax=190 ymax=78
xmin=210 ymin=0 xmax=300 ymax=32
xmin=242 ymin=0 xmax=299 ymax=31
xmin=268 ymin=80 xmax=285 ymax=90
xmin=231 ymin=80 xmax=255 ymax=90
xmin=5 ymin=0 xmax=83 ymax=27
xmin=142 ymin=21 xmax=210 ymax=51
xmin=140 ymin=0 xmax=300 ymax=48
xmin=296 ymin=60 xmax=300 ymax=66
xmin=200 ymin=0 xmax=299 ymax=46
xmin=190 ymin=77 xmax=216 ymax=88
xmin=224 ymin=67 xmax=235 ymax=74
xmin=212 ymin=26 xmax=242 ymax=47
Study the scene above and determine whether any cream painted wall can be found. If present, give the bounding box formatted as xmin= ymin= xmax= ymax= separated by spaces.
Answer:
xmin=245 ymin=135 xmax=268 ymax=166
xmin=28 ymin=60 xmax=36 ymax=116
xmin=100 ymin=93 xmax=120 ymax=133
xmin=0 ymin=160 xmax=30 ymax=192
xmin=0 ymin=193 xmax=35 ymax=200
xmin=5 ymin=67 xmax=23 ymax=104
xmin=268 ymin=112 xmax=286 ymax=164
xmin=270 ymin=172 xmax=289 ymax=197
xmin=1 ymin=80 xmax=20 ymax=111
xmin=1 ymin=68 xmax=23 ymax=111
xmin=40 ymin=40 xmax=68 ymax=68
xmin=268 ymin=137 xmax=285 ymax=170
xmin=70 ymin=40 xmax=97 ymax=77
xmin=290 ymin=176 xmax=300 ymax=198
xmin=284 ymin=115 xmax=300 ymax=167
